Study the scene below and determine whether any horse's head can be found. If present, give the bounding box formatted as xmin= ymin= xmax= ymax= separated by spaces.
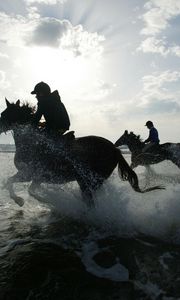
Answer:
xmin=0 ymin=98 xmax=34 ymax=134
xmin=115 ymin=130 xmax=143 ymax=153
xmin=115 ymin=130 xmax=129 ymax=147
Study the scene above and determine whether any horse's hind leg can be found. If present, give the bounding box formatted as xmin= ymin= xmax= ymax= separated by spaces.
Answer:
xmin=76 ymin=175 xmax=104 ymax=207
xmin=76 ymin=177 xmax=94 ymax=207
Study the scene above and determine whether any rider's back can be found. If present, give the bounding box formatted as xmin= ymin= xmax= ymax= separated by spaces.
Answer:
xmin=38 ymin=90 xmax=70 ymax=131
xmin=149 ymin=127 xmax=159 ymax=144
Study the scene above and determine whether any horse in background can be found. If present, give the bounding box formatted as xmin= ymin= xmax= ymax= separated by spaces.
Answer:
xmin=0 ymin=100 xmax=164 ymax=207
xmin=115 ymin=130 xmax=180 ymax=170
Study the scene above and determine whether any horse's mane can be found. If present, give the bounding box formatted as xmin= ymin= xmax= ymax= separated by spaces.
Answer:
xmin=20 ymin=102 xmax=35 ymax=115
xmin=129 ymin=131 xmax=143 ymax=143
xmin=12 ymin=101 xmax=36 ymax=124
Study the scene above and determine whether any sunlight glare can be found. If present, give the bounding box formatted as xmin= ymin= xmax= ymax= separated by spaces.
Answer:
xmin=28 ymin=47 xmax=100 ymax=93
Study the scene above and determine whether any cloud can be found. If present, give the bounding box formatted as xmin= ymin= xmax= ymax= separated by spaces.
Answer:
xmin=0 ymin=12 xmax=30 ymax=47
xmin=142 ymin=70 xmax=180 ymax=90
xmin=138 ymin=0 xmax=180 ymax=57
xmin=134 ymin=70 xmax=180 ymax=112
xmin=141 ymin=0 xmax=180 ymax=35
xmin=137 ymin=36 xmax=169 ymax=56
xmin=60 ymin=24 xmax=105 ymax=57
xmin=145 ymin=98 xmax=180 ymax=114
xmin=0 ymin=52 xmax=9 ymax=59
xmin=27 ymin=19 xmax=105 ymax=57
xmin=0 ymin=70 xmax=10 ymax=89
xmin=105 ymin=70 xmax=180 ymax=126
xmin=25 ymin=0 xmax=66 ymax=4
xmin=171 ymin=45 xmax=180 ymax=57
xmin=137 ymin=36 xmax=180 ymax=57
xmin=0 ymin=12 xmax=105 ymax=58
xmin=27 ymin=18 xmax=69 ymax=47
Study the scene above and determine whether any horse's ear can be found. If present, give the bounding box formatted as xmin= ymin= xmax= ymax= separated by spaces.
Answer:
xmin=16 ymin=100 xmax=20 ymax=106
xmin=5 ymin=98 xmax=10 ymax=107
xmin=124 ymin=130 xmax=128 ymax=134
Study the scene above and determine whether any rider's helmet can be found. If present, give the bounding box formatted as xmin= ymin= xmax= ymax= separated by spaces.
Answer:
xmin=31 ymin=82 xmax=51 ymax=95
xmin=145 ymin=120 xmax=153 ymax=127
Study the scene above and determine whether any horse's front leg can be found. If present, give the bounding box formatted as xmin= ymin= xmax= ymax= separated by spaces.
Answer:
xmin=4 ymin=172 xmax=26 ymax=207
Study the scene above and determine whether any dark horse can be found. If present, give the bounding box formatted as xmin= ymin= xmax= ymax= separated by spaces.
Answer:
xmin=0 ymin=100 xmax=163 ymax=207
xmin=115 ymin=130 xmax=180 ymax=169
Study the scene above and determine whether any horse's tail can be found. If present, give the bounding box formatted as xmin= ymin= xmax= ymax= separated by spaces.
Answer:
xmin=117 ymin=150 xmax=164 ymax=193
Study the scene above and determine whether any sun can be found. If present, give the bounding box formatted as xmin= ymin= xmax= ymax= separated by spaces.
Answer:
xmin=27 ymin=46 xmax=101 ymax=95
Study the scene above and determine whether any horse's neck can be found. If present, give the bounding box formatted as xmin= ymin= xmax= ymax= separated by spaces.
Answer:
xmin=13 ymin=125 xmax=64 ymax=152
xmin=13 ymin=125 xmax=34 ymax=147
xmin=127 ymin=138 xmax=143 ymax=154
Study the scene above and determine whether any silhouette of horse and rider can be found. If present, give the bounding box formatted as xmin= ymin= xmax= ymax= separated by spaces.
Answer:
xmin=0 ymin=82 xmax=163 ymax=207
xmin=115 ymin=121 xmax=180 ymax=170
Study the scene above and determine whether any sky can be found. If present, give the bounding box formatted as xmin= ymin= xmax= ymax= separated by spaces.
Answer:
xmin=0 ymin=0 xmax=180 ymax=144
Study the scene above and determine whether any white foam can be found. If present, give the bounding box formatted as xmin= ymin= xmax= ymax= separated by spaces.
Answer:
xmin=81 ymin=241 xmax=129 ymax=281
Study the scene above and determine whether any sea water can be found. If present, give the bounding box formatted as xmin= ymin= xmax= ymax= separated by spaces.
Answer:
xmin=0 ymin=152 xmax=180 ymax=299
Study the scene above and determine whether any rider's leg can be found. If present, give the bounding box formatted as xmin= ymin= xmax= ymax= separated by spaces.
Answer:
xmin=142 ymin=142 xmax=154 ymax=153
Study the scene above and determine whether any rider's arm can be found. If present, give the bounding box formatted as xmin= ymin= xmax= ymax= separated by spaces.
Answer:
xmin=145 ymin=128 xmax=155 ymax=143
xmin=32 ymin=104 xmax=43 ymax=125
xmin=144 ymin=138 xmax=150 ymax=143
xmin=144 ymin=132 xmax=151 ymax=143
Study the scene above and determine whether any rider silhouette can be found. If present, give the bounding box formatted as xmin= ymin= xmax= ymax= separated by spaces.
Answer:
xmin=31 ymin=81 xmax=70 ymax=135
xmin=143 ymin=121 xmax=160 ymax=153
